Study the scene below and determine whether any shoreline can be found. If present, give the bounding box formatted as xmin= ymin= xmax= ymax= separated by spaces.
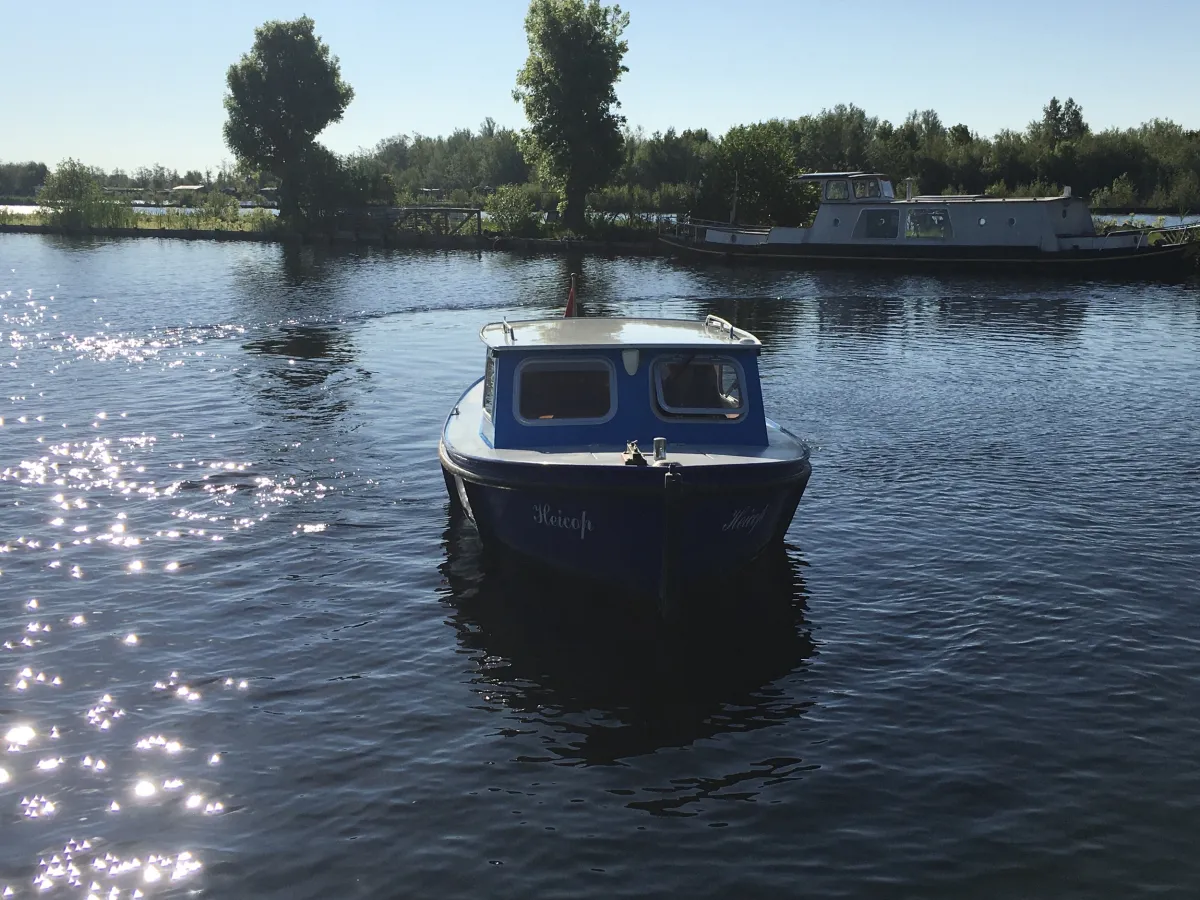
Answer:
xmin=0 ymin=223 xmax=663 ymax=256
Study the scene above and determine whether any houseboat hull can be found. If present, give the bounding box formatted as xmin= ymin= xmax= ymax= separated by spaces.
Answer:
xmin=659 ymin=234 xmax=1193 ymax=277
xmin=439 ymin=441 xmax=810 ymax=618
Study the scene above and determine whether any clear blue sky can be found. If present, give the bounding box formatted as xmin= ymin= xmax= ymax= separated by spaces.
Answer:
xmin=3 ymin=0 xmax=1198 ymax=172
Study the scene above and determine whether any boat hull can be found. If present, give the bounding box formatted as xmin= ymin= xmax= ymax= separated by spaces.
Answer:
xmin=439 ymin=443 xmax=810 ymax=617
xmin=659 ymin=234 xmax=1194 ymax=278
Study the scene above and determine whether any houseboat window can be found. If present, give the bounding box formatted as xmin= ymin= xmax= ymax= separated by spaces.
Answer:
xmin=516 ymin=358 xmax=614 ymax=423
xmin=852 ymin=208 xmax=900 ymax=239
xmin=852 ymin=179 xmax=882 ymax=199
xmin=825 ymin=180 xmax=850 ymax=201
xmin=481 ymin=352 xmax=496 ymax=419
xmin=653 ymin=356 xmax=745 ymax=420
xmin=880 ymin=180 xmax=895 ymax=199
xmin=905 ymin=209 xmax=953 ymax=239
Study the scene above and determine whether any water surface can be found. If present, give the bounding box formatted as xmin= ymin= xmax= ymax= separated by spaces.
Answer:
xmin=2 ymin=234 xmax=1199 ymax=898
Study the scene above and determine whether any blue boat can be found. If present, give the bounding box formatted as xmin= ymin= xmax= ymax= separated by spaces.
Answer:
xmin=438 ymin=309 xmax=811 ymax=618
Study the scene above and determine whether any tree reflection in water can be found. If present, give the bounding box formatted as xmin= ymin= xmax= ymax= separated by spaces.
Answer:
xmin=234 ymin=245 xmax=363 ymax=426
xmin=438 ymin=510 xmax=819 ymax=813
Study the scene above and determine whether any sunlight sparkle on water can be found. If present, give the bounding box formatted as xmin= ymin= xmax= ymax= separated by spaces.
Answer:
xmin=134 ymin=780 xmax=156 ymax=798
xmin=5 ymin=725 xmax=35 ymax=747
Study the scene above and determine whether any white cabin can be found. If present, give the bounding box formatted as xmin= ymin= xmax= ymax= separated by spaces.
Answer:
xmin=701 ymin=171 xmax=1146 ymax=254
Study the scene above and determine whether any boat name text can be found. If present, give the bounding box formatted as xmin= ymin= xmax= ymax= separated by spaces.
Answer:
xmin=533 ymin=504 xmax=594 ymax=540
xmin=722 ymin=506 xmax=769 ymax=533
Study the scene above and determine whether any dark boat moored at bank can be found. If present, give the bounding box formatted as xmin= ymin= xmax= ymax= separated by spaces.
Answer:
xmin=438 ymin=313 xmax=811 ymax=618
xmin=660 ymin=171 xmax=1198 ymax=276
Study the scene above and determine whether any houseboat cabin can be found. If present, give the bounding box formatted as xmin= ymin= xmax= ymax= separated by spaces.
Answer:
xmin=660 ymin=171 xmax=1196 ymax=273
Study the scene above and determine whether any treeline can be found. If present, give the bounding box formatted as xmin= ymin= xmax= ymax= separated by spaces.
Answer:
xmin=8 ymin=98 xmax=1199 ymax=225
xmin=0 ymin=159 xmax=278 ymax=203
xmin=345 ymin=99 xmax=1200 ymax=218
xmin=0 ymin=161 xmax=49 ymax=198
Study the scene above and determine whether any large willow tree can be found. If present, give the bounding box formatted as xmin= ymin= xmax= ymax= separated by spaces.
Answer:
xmin=223 ymin=16 xmax=354 ymax=222
xmin=514 ymin=0 xmax=629 ymax=232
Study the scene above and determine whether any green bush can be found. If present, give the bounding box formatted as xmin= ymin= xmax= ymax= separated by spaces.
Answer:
xmin=1090 ymin=174 xmax=1138 ymax=209
xmin=202 ymin=190 xmax=240 ymax=223
xmin=485 ymin=183 xmax=540 ymax=236
xmin=40 ymin=159 xmax=136 ymax=229
xmin=1009 ymin=179 xmax=1061 ymax=198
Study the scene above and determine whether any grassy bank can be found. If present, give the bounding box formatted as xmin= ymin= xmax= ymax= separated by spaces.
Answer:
xmin=0 ymin=219 xmax=662 ymax=256
xmin=0 ymin=207 xmax=278 ymax=233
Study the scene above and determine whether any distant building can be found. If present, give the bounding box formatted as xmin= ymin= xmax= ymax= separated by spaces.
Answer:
xmin=170 ymin=184 xmax=209 ymax=194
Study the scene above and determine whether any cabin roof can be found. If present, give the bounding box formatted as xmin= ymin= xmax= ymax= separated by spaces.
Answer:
xmin=900 ymin=194 xmax=1077 ymax=204
xmin=480 ymin=316 xmax=761 ymax=351
xmin=797 ymin=171 xmax=889 ymax=181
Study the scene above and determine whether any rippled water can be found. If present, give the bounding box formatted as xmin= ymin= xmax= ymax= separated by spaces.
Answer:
xmin=2 ymin=233 xmax=1199 ymax=898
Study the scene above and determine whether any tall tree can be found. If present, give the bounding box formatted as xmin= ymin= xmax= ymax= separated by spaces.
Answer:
xmin=513 ymin=0 xmax=630 ymax=231
xmin=699 ymin=122 xmax=812 ymax=225
xmin=1036 ymin=96 xmax=1088 ymax=148
xmin=223 ymin=16 xmax=354 ymax=221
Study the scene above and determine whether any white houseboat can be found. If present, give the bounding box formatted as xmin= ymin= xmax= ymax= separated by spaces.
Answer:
xmin=660 ymin=172 xmax=1197 ymax=276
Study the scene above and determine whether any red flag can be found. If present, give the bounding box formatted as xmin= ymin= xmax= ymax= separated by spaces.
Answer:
xmin=564 ymin=273 xmax=577 ymax=318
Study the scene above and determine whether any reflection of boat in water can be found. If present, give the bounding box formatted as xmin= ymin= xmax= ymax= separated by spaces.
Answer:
xmin=437 ymin=511 xmax=817 ymax=774
xmin=661 ymin=172 xmax=1197 ymax=277
xmin=439 ymin=311 xmax=811 ymax=620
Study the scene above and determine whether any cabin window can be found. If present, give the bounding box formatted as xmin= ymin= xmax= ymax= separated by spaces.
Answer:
xmin=852 ymin=179 xmax=882 ymax=199
xmin=905 ymin=209 xmax=953 ymax=240
xmin=880 ymin=180 xmax=895 ymax=199
xmin=825 ymin=180 xmax=850 ymax=201
xmin=515 ymin=358 xmax=614 ymax=424
xmin=481 ymin=351 xmax=497 ymax=419
xmin=852 ymin=208 xmax=900 ymax=239
xmin=653 ymin=355 xmax=745 ymax=420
